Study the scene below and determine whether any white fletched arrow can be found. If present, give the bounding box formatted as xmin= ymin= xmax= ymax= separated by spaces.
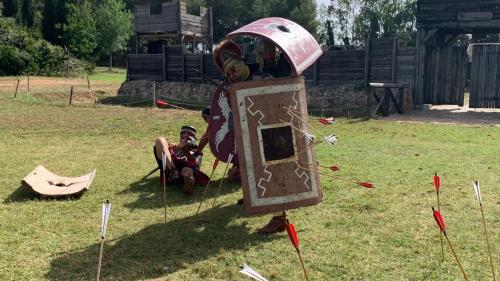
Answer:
xmin=227 ymin=152 xmax=234 ymax=163
xmin=304 ymin=132 xmax=315 ymax=142
xmin=472 ymin=180 xmax=482 ymax=205
xmin=239 ymin=263 xmax=268 ymax=281
xmin=101 ymin=200 xmax=111 ymax=239
xmin=323 ymin=134 xmax=337 ymax=145
xmin=161 ymin=151 xmax=167 ymax=172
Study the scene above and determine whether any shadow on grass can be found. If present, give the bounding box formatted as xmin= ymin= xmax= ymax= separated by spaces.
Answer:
xmin=120 ymin=176 xmax=242 ymax=209
xmin=45 ymin=204 xmax=276 ymax=280
xmin=3 ymin=185 xmax=86 ymax=204
xmin=3 ymin=185 xmax=39 ymax=203
xmin=97 ymin=96 xmax=151 ymax=107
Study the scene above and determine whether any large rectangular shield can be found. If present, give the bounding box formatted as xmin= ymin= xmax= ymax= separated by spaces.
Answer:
xmin=230 ymin=76 xmax=322 ymax=215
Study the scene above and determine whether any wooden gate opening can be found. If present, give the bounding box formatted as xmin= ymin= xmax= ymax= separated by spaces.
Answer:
xmin=415 ymin=0 xmax=500 ymax=109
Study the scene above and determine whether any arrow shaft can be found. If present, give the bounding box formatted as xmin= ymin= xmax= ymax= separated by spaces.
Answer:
xmin=297 ymin=249 xmax=310 ymax=281
xmin=96 ymin=237 xmax=105 ymax=281
xmin=195 ymin=165 xmax=217 ymax=215
xmin=163 ymin=170 xmax=167 ymax=223
xmin=211 ymin=159 xmax=232 ymax=208
xmin=284 ymin=107 xmax=327 ymax=138
xmin=480 ymin=204 xmax=497 ymax=281
xmin=444 ymin=233 xmax=468 ymax=281
xmin=297 ymin=164 xmax=359 ymax=185
xmin=436 ymin=192 xmax=444 ymax=261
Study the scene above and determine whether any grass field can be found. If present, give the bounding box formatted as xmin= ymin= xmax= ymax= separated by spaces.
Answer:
xmin=89 ymin=67 xmax=127 ymax=83
xmin=0 ymin=82 xmax=498 ymax=281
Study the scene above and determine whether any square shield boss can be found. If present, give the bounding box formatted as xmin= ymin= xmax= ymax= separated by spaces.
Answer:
xmin=230 ymin=76 xmax=322 ymax=215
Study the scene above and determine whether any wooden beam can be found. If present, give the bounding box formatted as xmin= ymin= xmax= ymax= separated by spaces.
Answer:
xmin=420 ymin=20 xmax=500 ymax=30
xmin=389 ymin=88 xmax=403 ymax=114
xmin=458 ymin=12 xmax=493 ymax=21
xmin=423 ymin=29 xmax=438 ymax=43
xmin=444 ymin=34 xmax=459 ymax=47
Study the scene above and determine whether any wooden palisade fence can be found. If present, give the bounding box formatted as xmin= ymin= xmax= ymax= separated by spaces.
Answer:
xmin=127 ymin=37 xmax=416 ymax=89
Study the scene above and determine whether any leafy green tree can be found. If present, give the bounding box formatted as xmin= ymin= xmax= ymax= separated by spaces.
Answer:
xmin=95 ymin=0 xmax=132 ymax=70
xmin=21 ymin=0 xmax=34 ymax=27
xmin=41 ymin=0 xmax=66 ymax=45
xmin=289 ymin=0 xmax=318 ymax=36
xmin=353 ymin=0 xmax=416 ymax=46
xmin=61 ymin=1 xmax=97 ymax=61
xmin=3 ymin=0 xmax=21 ymax=21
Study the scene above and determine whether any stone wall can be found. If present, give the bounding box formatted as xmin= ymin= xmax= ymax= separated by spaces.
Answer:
xmin=117 ymin=81 xmax=371 ymax=117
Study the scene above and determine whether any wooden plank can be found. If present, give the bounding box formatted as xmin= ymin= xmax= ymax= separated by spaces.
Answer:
xmin=458 ymin=12 xmax=493 ymax=21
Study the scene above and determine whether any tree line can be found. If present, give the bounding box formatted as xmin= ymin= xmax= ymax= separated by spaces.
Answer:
xmin=0 ymin=0 xmax=424 ymax=76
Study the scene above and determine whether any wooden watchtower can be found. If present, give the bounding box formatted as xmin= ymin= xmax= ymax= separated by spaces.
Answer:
xmin=133 ymin=0 xmax=213 ymax=53
xmin=415 ymin=0 xmax=500 ymax=108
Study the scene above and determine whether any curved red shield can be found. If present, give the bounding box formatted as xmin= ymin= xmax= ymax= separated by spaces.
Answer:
xmin=209 ymin=81 xmax=237 ymax=163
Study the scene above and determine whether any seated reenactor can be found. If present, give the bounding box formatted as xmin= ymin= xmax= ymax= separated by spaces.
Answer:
xmin=153 ymin=125 xmax=209 ymax=195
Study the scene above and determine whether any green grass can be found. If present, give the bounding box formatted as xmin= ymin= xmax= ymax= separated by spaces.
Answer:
xmin=89 ymin=67 xmax=127 ymax=83
xmin=0 ymin=93 xmax=499 ymax=281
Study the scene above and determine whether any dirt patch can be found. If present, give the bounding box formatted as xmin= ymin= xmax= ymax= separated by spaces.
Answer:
xmin=0 ymin=77 xmax=120 ymax=106
xmin=381 ymin=104 xmax=500 ymax=126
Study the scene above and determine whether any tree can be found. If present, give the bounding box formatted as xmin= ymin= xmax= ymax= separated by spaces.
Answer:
xmin=289 ymin=0 xmax=318 ymax=37
xmin=95 ymin=0 xmax=132 ymax=70
xmin=3 ymin=0 xmax=21 ymax=21
xmin=21 ymin=0 xmax=34 ymax=27
xmin=41 ymin=0 xmax=67 ymax=45
xmin=352 ymin=0 xmax=416 ymax=46
xmin=61 ymin=1 xmax=97 ymax=61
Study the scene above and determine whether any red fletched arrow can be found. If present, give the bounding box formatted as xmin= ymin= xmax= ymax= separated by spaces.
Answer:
xmin=318 ymin=117 xmax=335 ymax=125
xmin=433 ymin=173 xmax=441 ymax=192
xmin=432 ymin=207 xmax=446 ymax=233
xmin=285 ymin=222 xmax=299 ymax=250
xmin=155 ymin=99 xmax=168 ymax=107
xmin=357 ymin=182 xmax=375 ymax=189
xmin=329 ymin=166 xmax=339 ymax=172
xmin=213 ymin=158 xmax=219 ymax=170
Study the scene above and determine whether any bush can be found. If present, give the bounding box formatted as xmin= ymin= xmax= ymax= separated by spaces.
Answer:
xmin=0 ymin=17 xmax=91 ymax=76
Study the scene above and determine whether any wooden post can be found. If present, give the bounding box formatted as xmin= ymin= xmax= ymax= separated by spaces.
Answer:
xmin=125 ymin=55 xmax=129 ymax=82
xmin=27 ymin=75 xmax=30 ymax=94
xmin=364 ymin=37 xmax=371 ymax=87
xmin=208 ymin=7 xmax=214 ymax=52
xmin=382 ymin=88 xmax=391 ymax=117
xmin=415 ymin=28 xmax=426 ymax=108
xmin=176 ymin=0 xmax=182 ymax=45
xmin=164 ymin=45 xmax=169 ymax=81
xmin=366 ymin=87 xmax=373 ymax=117
xmin=14 ymin=79 xmax=20 ymax=98
xmin=135 ymin=33 xmax=138 ymax=54
xmin=392 ymin=37 xmax=397 ymax=83
xmin=152 ymin=81 xmax=156 ymax=108
xmin=87 ymin=75 xmax=91 ymax=94
xmin=162 ymin=42 xmax=166 ymax=81
xmin=182 ymin=48 xmax=186 ymax=82
xmin=69 ymin=86 xmax=74 ymax=105
xmin=313 ymin=62 xmax=318 ymax=86
xmin=200 ymin=54 xmax=205 ymax=83
xmin=432 ymin=33 xmax=443 ymax=104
